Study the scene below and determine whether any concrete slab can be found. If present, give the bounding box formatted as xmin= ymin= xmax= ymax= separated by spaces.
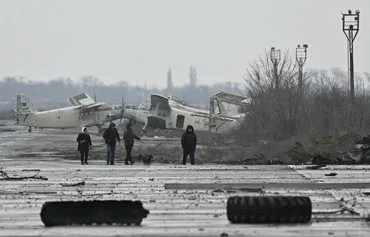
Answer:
xmin=1 ymin=121 xmax=370 ymax=236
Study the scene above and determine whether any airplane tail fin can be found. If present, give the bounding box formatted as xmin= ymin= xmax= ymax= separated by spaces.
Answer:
xmin=14 ymin=94 xmax=35 ymax=124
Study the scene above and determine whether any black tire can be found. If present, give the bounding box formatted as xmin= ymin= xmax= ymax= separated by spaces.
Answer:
xmin=40 ymin=200 xmax=149 ymax=226
xmin=227 ymin=196 xmax=311 ymax=224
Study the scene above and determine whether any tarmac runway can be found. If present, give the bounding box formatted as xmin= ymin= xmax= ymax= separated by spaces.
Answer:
xmin=1 ymin=121 xmax=370 ymax=236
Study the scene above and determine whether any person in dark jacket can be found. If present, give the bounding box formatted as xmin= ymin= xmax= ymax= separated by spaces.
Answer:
xmin=123 ymin=123 xmax=141 ymax=165
xmin=181 ymin=125 xmax=197 ymax=165
xmin=103 ymin=122 xmax=120 ymax=165
xmin=76 ymin=127 xmax=92 ymax=165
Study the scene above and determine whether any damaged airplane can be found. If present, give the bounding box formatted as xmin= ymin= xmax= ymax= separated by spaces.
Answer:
xmin=14 ymin=93 xmax=124 ymax=133
xmin=123 ymin=92 xmax=249 ymax=133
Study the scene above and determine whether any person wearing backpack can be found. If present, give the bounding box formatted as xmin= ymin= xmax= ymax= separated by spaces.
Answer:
xmin=103 ymin=122 xmax=120 ymax=165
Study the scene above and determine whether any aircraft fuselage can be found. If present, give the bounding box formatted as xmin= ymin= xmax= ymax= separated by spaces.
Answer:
xmin=18 ymin=106 xmax=112 ymax=129
xmin=124 ymin=106 xmax=242 ymax=133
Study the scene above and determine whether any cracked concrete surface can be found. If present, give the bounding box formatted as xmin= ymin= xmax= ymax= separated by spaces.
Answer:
xmin=0 ymin=121 xmax=370 ymax=236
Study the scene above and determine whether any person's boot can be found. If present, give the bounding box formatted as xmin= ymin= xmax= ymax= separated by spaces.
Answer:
xmin=125 ymin=159 xmax=130 ymax=165
xmin=130 ymin=160 xmax=135 ymax=165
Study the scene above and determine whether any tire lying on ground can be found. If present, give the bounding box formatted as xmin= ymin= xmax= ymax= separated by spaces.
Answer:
xmin=227 ymin=196 xmax=311 ymax=224
xmin=40 ymin=200 xmax=149 ymax=226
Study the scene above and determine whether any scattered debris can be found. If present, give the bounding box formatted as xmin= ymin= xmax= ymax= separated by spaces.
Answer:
xmin=60 ymin=181 xmax=85 ymax=187
xmin=21 ymin=169 xmax=41 ymax=172
xmin=0 ymin=168 xmax=48 ymax=181
xmin=220 ymin=233 xmax=229 ymax=237
xmin=19 ymin=190 xmax=57 ymax=195
xmin=325 ymin=173 xmax=337 ymax=177
xmin=213 ymin=187 xmax=227 ymax=193
xmin=315 ymin=197 xmax=366 ymax=216
xmin=336 ymin=134 xmax=370 ymax=164
xmin=212 ymin=187 xmax=263 ymax=193
xmin=305 ymin=164 xmax=327 ymax=170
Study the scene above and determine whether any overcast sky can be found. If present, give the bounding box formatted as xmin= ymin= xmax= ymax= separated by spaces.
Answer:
xmin=0 ymin=0 xmax=369 ymax=88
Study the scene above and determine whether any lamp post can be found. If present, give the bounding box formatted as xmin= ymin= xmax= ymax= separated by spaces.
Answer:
xmin=296 ymin=44 xmax=308 ymax=96
xmin=270 ymin=47 xmax=281 ymax=89
xmin=342 ymin=10 xmax=360 ymax=101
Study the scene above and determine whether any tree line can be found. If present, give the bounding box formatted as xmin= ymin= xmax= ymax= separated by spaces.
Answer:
xmin=239 ymin=51 xmax=370 ymax=143
xmin=0 ymin=74 xmax=241 ymax=110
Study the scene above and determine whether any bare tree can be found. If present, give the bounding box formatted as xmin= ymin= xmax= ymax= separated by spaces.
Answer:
xmin=243 ymin=51 xmax=299 ymax=140
xmin=243 ymin=54 xmax=370 ymax=143
xmin=79 ymin=75 xmax=103 ymax=88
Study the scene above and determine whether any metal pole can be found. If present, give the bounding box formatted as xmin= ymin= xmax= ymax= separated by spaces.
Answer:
xmin=296 ymin=44 xmax=308 ymax=97
xmin=349 ymin=31 xmax=354 ymax=100
xmin=298 ymin=65 xmax=303 ymax=96
xmin=274 ymin=63 xmax=278 ymax=89
xmin=270 ymin=47 xmax=281 ymax=90
xmin=342 ymin=10 xmax=360 ymax=102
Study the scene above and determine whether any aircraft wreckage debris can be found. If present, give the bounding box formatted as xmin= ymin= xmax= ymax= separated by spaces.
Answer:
xmin=227 ymin=196 xmax=312 ymax=224
xmin=0 ymin=169 xmax=48 ymax=181
xmin=305 ymin=164 xmax=327 ymax=170
xmin=325 ymin=172 xmax=338 ymax=176
xmin=60 ymin=181 xmax=86 ymax=187
xmin=40 ymin=200 xmax=149 ymax=226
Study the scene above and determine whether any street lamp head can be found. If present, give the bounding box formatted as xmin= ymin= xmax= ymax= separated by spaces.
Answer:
xmin=297 ymin=44 xmax=301 ymax=48
xmin=271 ymin=47 xmax=275 ymax=51
xmin=356 ymin=10 xmax=360 ymax=14
xmin=348 ymin=10 xmax=352 ymax=14
xmin=303 ymin=44 xmax=308 ymax=48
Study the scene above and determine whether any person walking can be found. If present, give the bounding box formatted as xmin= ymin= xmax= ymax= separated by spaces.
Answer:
xmin=181 ymin=125 xmax=197 ymax=165
xmin=103 ymin=122 xmax=120 ymax=165
xmin=76 ymin=127 xmax=92 ymax=165
xmin=123 ymin=123 xmax=141 ymax=165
